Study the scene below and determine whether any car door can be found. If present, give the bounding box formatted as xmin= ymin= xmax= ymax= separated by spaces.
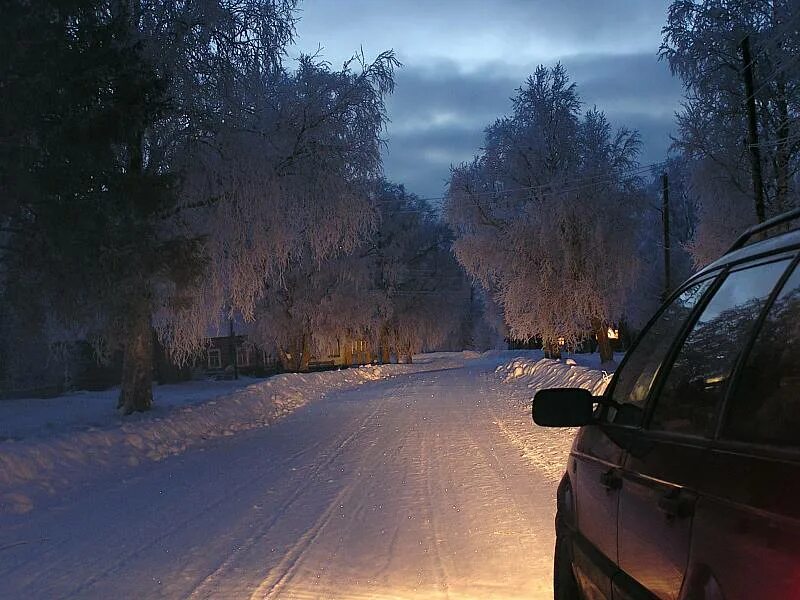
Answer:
xmin=614 ymin=258 xmax=794 ymax=600
xmin=686 ymin=257 xmax=800 ymax=600
xmin=571 ymin=425 xmax=625 ymax=600
xmin=570 ymin=279 xmax=713 ymax=600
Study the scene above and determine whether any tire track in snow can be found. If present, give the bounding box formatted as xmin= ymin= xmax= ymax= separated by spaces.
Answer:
xmin=422 ymin=428 xmax=452 ymax=599
xmin=254 ymin=382 xmax=417 ymax=599
xmin=492 ymin=417 xmax=575 ymax=485
xmin=186 ymin=397 xmax=387 ymax=599
xmin=8 ymin=440 xmax=321 ymax=599
xmin=371 ymin=430 xmax=412 ymax=585
xmin=51 ymin=440 xmax=318 ymax=598
xmin=249 ymin=467 xmax=360 ymax=600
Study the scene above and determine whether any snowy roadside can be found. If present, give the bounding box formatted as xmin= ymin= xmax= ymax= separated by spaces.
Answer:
xmin=497 ymin=352 xmax=617 ymax=396
xmin=0 ymin=353 xmax=468 ymax=514
xmin=0 ymin=377 xmax=265 ymax=442
xmin=492 ymin=352 xmax=617 ymax=483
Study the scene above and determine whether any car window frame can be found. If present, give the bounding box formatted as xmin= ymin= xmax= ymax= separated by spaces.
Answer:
xmin=711 ymin=252 xmax=800 ymax=460
xmin=599 ymin=269 xmax=723 ymax=430
xmin=640 ymin=253 xmax=797 ymax=443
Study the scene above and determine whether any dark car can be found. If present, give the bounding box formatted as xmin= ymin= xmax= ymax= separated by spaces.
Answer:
xmin=533 ymin=209 xmax=800 ymax=600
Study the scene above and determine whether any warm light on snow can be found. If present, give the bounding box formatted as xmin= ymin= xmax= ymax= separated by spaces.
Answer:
xmin=0 ymin=352 xmax=612 ymax=599
xmin=249 ymin=585 xmax=541 ymax=599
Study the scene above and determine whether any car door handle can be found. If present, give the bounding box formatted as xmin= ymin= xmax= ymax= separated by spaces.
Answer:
xmin=599 ymin=468 xmax=622 ymax=491
xmin=658 ymin=489 xmax=695 ymax=519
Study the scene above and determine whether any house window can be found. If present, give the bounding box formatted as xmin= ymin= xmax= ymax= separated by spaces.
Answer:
xmin=208 ymin=348 xmax=222 ymax=369
xmin=236 ymin=346 xmax=250 ymax=367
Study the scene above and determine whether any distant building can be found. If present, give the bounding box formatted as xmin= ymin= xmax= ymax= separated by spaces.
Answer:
xmin=202 ymin=317 xmax=277 ymax=379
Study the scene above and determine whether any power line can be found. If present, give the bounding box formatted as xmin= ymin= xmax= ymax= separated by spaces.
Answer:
xmin=740 ymin=10 xmax=800 ymax=102
xmin=747 ymin=50 xmax=800 ymax=101
xmin=738 ymin=10 xmax=800 ymax=75
xmin=384 ymin=160 xmax=668 ymax=206
xmin=523 ymin=162 xmax=667 ymax=200
xmin=454 ymin=161 xmax=665 ymax=202
xmin=747 ymin=132 xmax=800 ymax=149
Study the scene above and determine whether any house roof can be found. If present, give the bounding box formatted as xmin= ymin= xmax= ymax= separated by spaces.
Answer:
xmin=204 ymin=313 xmax=255 ymax=339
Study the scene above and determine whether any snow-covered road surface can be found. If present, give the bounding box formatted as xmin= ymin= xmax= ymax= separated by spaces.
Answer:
xmin=0 ymin=354 xmax=577 ymax=599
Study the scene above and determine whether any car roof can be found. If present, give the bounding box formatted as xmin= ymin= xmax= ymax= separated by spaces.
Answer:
xmin=693 ymin=227 xmax=800 ymax=282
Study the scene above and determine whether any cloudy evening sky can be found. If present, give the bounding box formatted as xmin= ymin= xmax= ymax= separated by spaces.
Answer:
xmin=291 ymin=0 xmax=684 ymax=200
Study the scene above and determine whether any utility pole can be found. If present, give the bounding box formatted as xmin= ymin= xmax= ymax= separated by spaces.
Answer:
xmin=740 ymin=34 xmax=767 ymax=223
xmin=662 ymin=173 xmax=671 ymax=302
xmin=228 ymin=317 xmax=238 ymax=380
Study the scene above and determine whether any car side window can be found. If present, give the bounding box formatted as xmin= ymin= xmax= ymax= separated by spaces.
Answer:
xmin=724 ymin=262 xmax=800 ymax=447
xmin=649 ymin=260 xmax=791 ymax=437
xmin=605 ymin=280 xmax=712 ymax=426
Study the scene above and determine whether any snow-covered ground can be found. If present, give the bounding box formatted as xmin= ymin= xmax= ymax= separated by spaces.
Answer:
xmin=0 ymin=377 xmax=263 ymax=441
xmin=0 ymin=354 xmax=471 ymax=515
xmin=497 ymin=351 xmax=618 ymax=396
xmin=0 ymin=351 xmax=611 ymax=599
xmin=491 ymin=352 xmax=617 ymax=484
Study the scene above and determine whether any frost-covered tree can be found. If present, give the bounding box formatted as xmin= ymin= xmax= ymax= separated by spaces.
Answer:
xmin=367 ymin=184 xmax=474 ymax=363
xmin=445 ymin=65 xmax=643 ymax=365
xmin=251 ymin=181 xmax=472 ymax=369
xmin=368 ymin=183 xmax=472 ymax=363
xmin=461 ymin=287 xmax=508 ymax=352
xmin=160 ymin=51 xmax=397 ymax=360
xmin=662 ymin=0 xmax=800 ymax=265
xmin=250 ymin=250 xmax=384 ymax=372
xmin=1 ymin=0 xmax=397 ymax=412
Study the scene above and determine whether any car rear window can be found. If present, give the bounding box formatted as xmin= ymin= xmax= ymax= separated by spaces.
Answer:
xmin=649 ymin=260 xmax=791 ymax=437
xmin=724 ymin=261 xmax=800 ymax=447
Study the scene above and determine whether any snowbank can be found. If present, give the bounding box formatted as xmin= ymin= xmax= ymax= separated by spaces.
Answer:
xmin=0 ymin=360 xmax=457 ymax=514
xmin=492 ymin=354 xmax=616 ymax=484
xmin=0 ymin=377 xmax=264 ymax=442
xmin=497 ymin=355 xmax=615 ymax=396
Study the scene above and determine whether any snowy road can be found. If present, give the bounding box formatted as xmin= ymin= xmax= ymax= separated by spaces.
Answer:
xmin=0 ymin=355 xmax=571 ymax=599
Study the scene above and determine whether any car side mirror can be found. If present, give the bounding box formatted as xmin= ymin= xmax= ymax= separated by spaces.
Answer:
xmin=532 ymin=388 xmax=596 ymax=427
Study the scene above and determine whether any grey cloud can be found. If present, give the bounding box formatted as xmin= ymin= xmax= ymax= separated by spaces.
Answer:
xmin=292 ymin=1 xmax=683 ymax=199
xmin=562 ymin=53 xmax=683 ymax=118
xmin=382 ymin=53 xmax=682 ymax=199
xmin=294 ymin=0 xmax=673 ymax=67
xmin=385 ymin=63 xmax=519 ymax=130
xmin=382 ymin=126 xmax=485 ymax=201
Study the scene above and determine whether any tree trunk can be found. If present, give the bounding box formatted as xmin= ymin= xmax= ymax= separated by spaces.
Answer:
xmin=287 ymin=338 xmax=301 ymax=371
xmin=592 ymin=318 xmax=614 ymax=365
xmin=277 ymin=347 xmax=292 ymax=372
xmin=544 ymin=340 xmax=561 ymax=360
xmin=342 ymin=339 xmax=352 ymax=367
xmin=400 ymin=343 xmax=413 ymax=364
xmin=775 ymin=76 xmax=790 ymax=213
xmin=740 ymin=35 xmax=766 ymax=223
xmin=773 ymin=3 xmax=790 ymax=214
xmin=365 ymin=340 xmax=375 ymax=364
xmin=117 ymin=308 xmax=153 ymax=414
xmin=380 ymin=344 xmax=390 ymax=364
xmin=379 ymin=330 xmax=391 ymax=364
xmin=299 ymin=335 xmax=310 ymax=372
